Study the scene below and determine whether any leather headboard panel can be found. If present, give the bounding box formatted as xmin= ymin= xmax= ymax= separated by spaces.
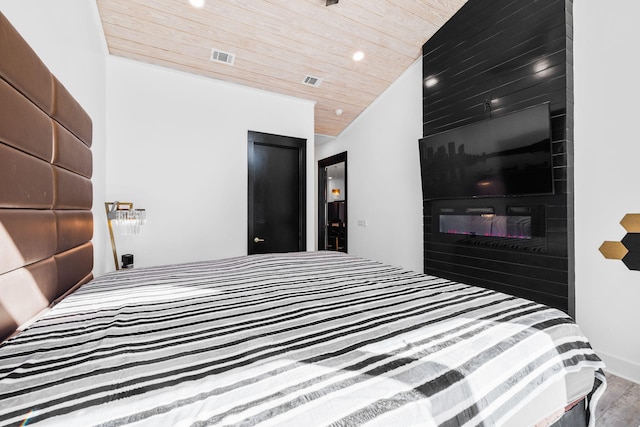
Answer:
xmin=0 ymin=12 xmax=93 ymax=342
xmin=0 ymin=210 xmax=57 ymax=275
xmin=0 ymin=13 xmax=53 ymax=114
xmin=52 ymin=272 xmax=93 ymax=306
xmin=53 ymin=121 xmax=93 ymax=178
xmin=0 ymin=258 xmax=57 ymax=338
xmin=0 ymin=78 xmax=52 ymax=161
xmin=52 ymin=76 xmax=92 ymax=146
xmin=55 ymin=211 xmax=94 ymax=253
xmin=0 ymin=143 xmax=54 ymax=209
xmin=53 ymin=166 xmax=93 ymax=209
xmin=0 ymin=304 xmax=17 ymax=344
xmin=54 ymin=242 xmax=93 ymax=297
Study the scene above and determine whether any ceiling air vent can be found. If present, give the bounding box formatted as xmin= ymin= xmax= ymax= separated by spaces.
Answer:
xmin=210 ymin=48 xmax=235 ymax=65
xmin=302 ymin=75 xmax=323 ymax=88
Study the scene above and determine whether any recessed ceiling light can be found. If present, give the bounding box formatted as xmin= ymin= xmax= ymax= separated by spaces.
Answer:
xmin=189 ymin=0 xmax=205 ymax=8
xmin=352 ymin=51 xmax=365 ymax=62
xmin=334 ymin=109 xmax=343 ymax=116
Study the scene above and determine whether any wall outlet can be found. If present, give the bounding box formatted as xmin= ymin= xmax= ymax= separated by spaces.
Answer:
xmin=357 ymin=219 xmax=368 ymax=227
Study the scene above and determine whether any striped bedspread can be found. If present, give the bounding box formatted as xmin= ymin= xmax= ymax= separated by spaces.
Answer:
xmin=0 ymin=251 xmax=604 ymax=426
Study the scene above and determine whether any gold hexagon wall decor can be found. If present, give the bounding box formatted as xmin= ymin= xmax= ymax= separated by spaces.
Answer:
xmin=600 ymin=213 xmax=640 ymax=271
xmin=598 ymin=241 xmax=629 ymax=260
xmin=620 ymin=214 xmax=640 ymax=233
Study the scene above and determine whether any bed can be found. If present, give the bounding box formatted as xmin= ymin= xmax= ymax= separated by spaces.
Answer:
xmin=0 ymin=252 xmax=605 ymax=426
xmin=0 ymin=10 xmax=606 ymax=427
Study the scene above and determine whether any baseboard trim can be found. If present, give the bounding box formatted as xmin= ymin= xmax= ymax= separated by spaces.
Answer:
xmin=596 ymin=349 xmax=640 ymax=384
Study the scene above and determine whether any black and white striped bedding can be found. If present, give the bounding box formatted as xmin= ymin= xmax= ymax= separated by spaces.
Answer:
xmin=0 ymin=251 xmax=605 ymax=426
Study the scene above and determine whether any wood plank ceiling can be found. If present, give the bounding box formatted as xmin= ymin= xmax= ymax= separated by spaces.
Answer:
xmin=96 ymin=0 xmax=467 ymax=137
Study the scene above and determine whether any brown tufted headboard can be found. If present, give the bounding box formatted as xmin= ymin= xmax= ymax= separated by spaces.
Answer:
xmin=0 ymin=12 xmax=94 ymax=341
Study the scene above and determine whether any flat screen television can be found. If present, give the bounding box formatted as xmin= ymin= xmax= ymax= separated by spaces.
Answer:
xmin=419 ymin=103 xmax=554 ymax=200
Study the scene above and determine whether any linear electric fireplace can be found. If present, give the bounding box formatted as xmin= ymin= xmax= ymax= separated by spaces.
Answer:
xmin=434 ymin=205 xmax=547 ymax=252
xmin=440 ymin=213 xmax=531 ymax=239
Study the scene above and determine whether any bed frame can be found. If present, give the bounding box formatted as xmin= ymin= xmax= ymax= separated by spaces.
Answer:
xmin=0 ymin=12 xmax=94 ymax=342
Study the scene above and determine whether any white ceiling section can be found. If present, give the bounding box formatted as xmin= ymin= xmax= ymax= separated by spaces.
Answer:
xmin=96 ymin=0 xmax=467 ymax=137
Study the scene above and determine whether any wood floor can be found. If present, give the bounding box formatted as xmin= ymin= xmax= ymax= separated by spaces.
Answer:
xmin=596 ymin=372 xmax=640 ymax=426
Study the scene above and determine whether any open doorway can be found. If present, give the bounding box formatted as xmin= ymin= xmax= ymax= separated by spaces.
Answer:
xmin=318 ymin=152 xmax=347 ymax=252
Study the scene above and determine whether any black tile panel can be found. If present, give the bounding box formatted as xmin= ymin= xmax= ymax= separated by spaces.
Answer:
xmin=423 ymin=264 xmax=568 ymax=311
xmin=421 ymin=0 xmax=574 ymax=314
xmin=424 ymin=250 xmax=568 ymax=286
xmin=424 ymin=240 xmax=569 ymax=271
xmin=552 ymin=140 xmax=567 ymax=155
xmin=554 ymin=166 xmax=568 ymax=181
xmin=424 ymin=1 xmax=561 ymax=68
xmin=423 ymin=28 xmax=566 ymax=110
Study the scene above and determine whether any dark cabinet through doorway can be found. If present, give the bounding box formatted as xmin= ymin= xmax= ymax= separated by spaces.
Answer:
xmin=318 ymin=152 xmax=347 ymax=252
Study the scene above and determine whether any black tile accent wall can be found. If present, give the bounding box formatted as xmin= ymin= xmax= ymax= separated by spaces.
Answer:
xmin=421 ymin=0 xmax=574 ymax=314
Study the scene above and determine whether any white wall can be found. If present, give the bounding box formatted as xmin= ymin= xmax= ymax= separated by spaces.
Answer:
xmin=0 ymin=0 xmax=109 ymax=275
xmin=574 ymin=1 xmax=640 ymax=383
xmin=316 ymin=60 xmax=424 ymax=272
xmin=106 ymin=57 xmax=315 ymax=269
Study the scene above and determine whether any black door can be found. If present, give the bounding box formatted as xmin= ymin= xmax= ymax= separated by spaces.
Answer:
xmin=248 ymin=131 xmax=306 ymax=254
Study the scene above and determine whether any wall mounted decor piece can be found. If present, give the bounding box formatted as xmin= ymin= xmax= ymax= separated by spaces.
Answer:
xmin=599 ymin=213 xmax=640 ymax=270
xmin=105 ymin=201 xmax=146 ymax=270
